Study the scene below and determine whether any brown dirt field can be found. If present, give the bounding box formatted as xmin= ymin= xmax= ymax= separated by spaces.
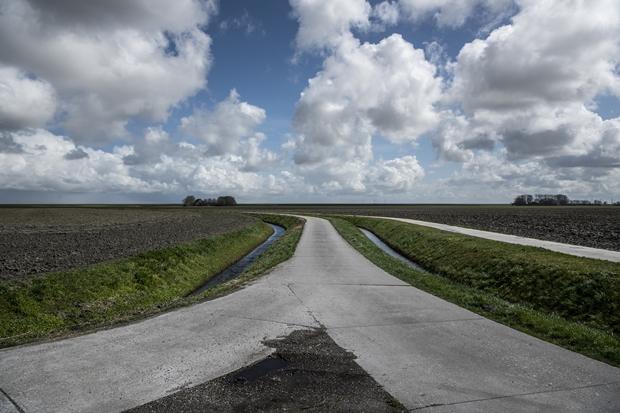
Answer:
xmin=0 ymin=207 xmax=255 ymax=280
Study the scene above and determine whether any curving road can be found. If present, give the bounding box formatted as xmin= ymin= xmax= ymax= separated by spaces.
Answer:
xmin=1 ymin=216 xmax=619 ymax=412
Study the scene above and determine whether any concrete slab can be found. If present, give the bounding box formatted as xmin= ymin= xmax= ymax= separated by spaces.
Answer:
xmin=369 ymin=216 xmax=620 ymax=262
xmin=416 ymin=382 xmax=620 ymax=412
xmin=0 ymin=282 xmax=318 ymax=413
xmin=0 ymin=216 xmax=618 ymax=412
xmin=328 ymin=320 xmax=620 ymax=410
xmin=289 ymin=283 xmax=481 ymax=328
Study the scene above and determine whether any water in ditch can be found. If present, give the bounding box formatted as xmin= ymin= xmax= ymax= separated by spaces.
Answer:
xmin=190 ymin=223 xmax=285 ymax=296
xmin=358 ymin=227 xmax=428 ymax=273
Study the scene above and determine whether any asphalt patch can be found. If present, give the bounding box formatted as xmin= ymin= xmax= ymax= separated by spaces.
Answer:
xmin=125 ymin=329 xmax=406 ymax=412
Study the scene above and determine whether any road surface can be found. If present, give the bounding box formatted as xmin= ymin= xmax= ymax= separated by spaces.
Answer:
xmin=1 ymin=216 xmax=619 ymax=412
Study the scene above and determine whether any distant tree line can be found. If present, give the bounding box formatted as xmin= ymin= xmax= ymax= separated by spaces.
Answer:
xmin=513 ymin=194 xmax=619 ymax=206
xmin=182 ymin=195 xmax=237 ymax=207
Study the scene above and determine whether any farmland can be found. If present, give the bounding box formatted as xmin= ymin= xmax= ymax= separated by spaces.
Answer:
xmin=0 ymin=207 xmax=304 ymax=346
xmin=244 ymin=204 xmax=620 ymax=251
xmin=0 ymin=207 xmax=256 ymax=280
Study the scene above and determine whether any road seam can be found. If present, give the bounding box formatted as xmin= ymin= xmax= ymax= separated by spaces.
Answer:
xmin=285 ymin=283 xmax=323 ymax=327
xmin=408 ymin=380 xmax=620 ymax=411
xmin=326 ymin=317 xmax=485 ymax=330
xmin=226 ymin=315 xmax=316 ymax=329
xmin=0 ymin=387 xmax=25 ymax=413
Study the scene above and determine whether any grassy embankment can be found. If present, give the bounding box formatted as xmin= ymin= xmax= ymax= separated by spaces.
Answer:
xmin=328 ymin=216 xmax=620 ymax=367
xmin=0 ymin=213 xmax=304 ymax=347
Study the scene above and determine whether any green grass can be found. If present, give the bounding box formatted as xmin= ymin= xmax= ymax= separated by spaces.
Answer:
xmin=327 ymin=216 xmax=620 ymax=367
xmin=0 ymin=214 xmax=304 ymax=347
xmin=191 ymin=214 xmax=305 ymax=298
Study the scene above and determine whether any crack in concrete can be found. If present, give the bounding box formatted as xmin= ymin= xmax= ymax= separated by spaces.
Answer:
xmin=327 ymin=317 xmax=485 ymax=330
xmin=227 ymin=315 xmax=315 ymax=329
xmin=0 ymin=387 xmax=25 ymax=413
xmin=408 ymin=381 xmax=620 ymax=411
xmin=286 ymin=283 xmax=323 ymax=328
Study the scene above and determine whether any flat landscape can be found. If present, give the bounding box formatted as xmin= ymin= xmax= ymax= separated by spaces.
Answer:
xmin=0 ymin=207 xmax=255 ymax=280
xmin=245 ymin=204 xmax=620 ymax=251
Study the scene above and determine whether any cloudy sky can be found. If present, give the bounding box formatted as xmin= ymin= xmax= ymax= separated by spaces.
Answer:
xmin=1 ymin=0 xmax=619 ymax=203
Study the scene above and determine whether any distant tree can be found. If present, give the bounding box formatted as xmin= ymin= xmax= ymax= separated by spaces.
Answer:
xmin=182 ymin=195 xmax=196 ymax=206
xmin=513 ymin=195 xmax=530 ymax=205
xmin=556 ymin=194 xmax=569 ymax=205
xmin=216 ymin=196 xmax=237 ymax=206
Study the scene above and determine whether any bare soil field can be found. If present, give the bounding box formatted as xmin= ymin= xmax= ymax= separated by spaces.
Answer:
xmin=244 ymin=205 xmax=620 ymax=251
xmin=0 ymin=207 xmax=255 ymax=280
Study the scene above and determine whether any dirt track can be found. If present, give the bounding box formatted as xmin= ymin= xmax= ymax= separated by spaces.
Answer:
xmin=0 ymin=207 xmax=254 ymax=280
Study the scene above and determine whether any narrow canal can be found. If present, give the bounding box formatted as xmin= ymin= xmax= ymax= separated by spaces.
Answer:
xmin=190 ymin=223 xmax=285 ymax=296
xmin=358 ymin=227 xmax=428 ymax=273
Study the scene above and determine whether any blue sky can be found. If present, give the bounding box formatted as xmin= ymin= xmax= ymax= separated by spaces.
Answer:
xmin=1 ymin=0 xmax=619 ymax=203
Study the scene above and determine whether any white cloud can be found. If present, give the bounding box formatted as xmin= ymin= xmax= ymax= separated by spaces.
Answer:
xmin=0 ymin=0 xmax=214 ymax=142
xmin=291 ymin=34 xmax=440 ymax=192
xmin=180 ymin=90 xmax=267 ymax=156
xmin=122 ymin=126 xmax=175 ymax=165
xmin=366 ymin=156 xmax=425 ymax=193
xmin=289 ymin=0 xmax=371 ymax=52
xmin=438 ymin=0 xmax=620 ymax=172
xmin=0 ymin=65 xmax=56 ymax=130
xmin=398 ymin=0 xmax=514 ymax=28
xmin=0 ymin=128 xmax=288 ymax=197
xmin=239 ymin=133 xmax=278 ymax=172
xmin=372 ymin=1 xmax=400 ymax=27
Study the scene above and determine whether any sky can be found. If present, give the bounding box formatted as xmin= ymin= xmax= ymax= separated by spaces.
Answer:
xmin=1 ymin=0 xmax=619 ymax=204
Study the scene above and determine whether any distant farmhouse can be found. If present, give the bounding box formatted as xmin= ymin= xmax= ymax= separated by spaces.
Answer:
xmin=513 ymin=194 xmax=616 ymax=206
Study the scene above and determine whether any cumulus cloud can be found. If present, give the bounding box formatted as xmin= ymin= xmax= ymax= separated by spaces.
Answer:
xmin=291 ymin=33 xmax=440 ymax=192
xmin=0 ymin=65 xmax=56 ymax=130
xmin=366 ymin=156 xmax=425 ymax=193
xmin=122 ymin=126 xmax=175 ymax=166
xmin=0 ymin=128 xmax=288 ymax=197
xmin=289 ymin=0 xmax=371 ymax=51
xmin=180 ymin=90 xmax=267 ymax=156
xmin=63 ymin=147 xmax=89 ymax=160
xmin=438 ymin=0 xmax=620 ymax=172
xmin=0 ymin=132 xmax=24 ymax=153
xmin=0 ymin=0 xmax=214 ymax=142
xmin=371 ymin=1 xmax=400 ymax=27
xmin=398 ymin=0 xmax=515 ymax=28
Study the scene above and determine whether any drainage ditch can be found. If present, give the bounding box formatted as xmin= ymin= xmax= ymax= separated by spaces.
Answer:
xmin=358 ymin=227 xmax=428 ymax=273
xmin=189 ymin=223 xmax=285 ymax=296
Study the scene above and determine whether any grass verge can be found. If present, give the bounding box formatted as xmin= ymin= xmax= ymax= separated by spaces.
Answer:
xmin=0 ymin=214 xmax=304 ymax=347
xmin=327 ymin=216 xmax=620 ymax=367
xmin=187 ymin=213 xmax=305 ymax=301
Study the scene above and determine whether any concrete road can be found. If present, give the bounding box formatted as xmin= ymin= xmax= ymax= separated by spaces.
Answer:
xmin=369 ymin=216 xmax=620 ymax=263
xmin=1 ymin=217 xmax=619 ymax=412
